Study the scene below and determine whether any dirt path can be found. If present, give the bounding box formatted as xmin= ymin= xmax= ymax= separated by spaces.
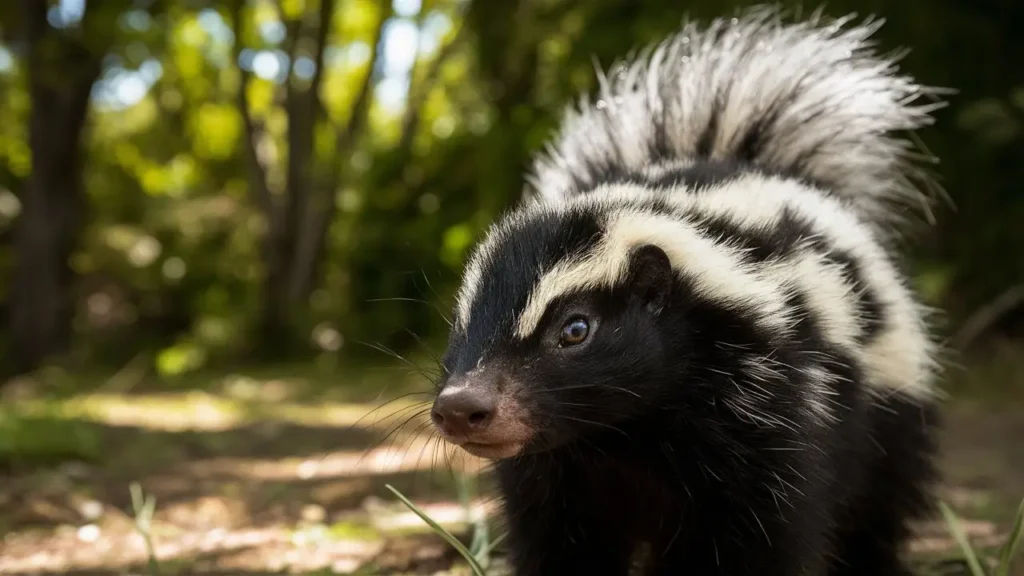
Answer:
xmin=0 ymin=390 xmax=1020 ymax=575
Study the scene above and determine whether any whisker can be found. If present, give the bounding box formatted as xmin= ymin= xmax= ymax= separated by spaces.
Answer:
xmin=356 ymin=340 xmax=435 ymax=379
xmin=543 ymin=383 xmax=642 ymax=398
xmin=366 ymin=295 xmax=453 ymax=328
xmin=413 ymin=429 xmax=439 ymax=473
xmin=387 ymin=418 xmax=435 ymax=472
xmin=532 ymin=400 xmax=603 ymax=410
xmin=403 ymin=328 xmax=444 ymax=368
xmin=360 ymin=405 xmax=432 ymax=462
xmin=353 ymin=391 xmax=434 ymax=426
xmin=545 ymin=413 xmax=631 ymax=439
xmin=350 ymin=395 xmax=432 ymax=438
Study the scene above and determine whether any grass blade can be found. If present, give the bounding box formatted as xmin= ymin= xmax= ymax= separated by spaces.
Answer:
xmin=996 ymin=497 xmax=1024 ymax=576
xmin=384 ymin=484 xmax=487 ymax=576
xmin=476 ymin=530 xmax=508 ymax=559
xmin=939 ymin=501 xmax=988 ymax=576
xmin=129 ymin=482 xmax=161 ymax=576
xmin=470 ymin=517 xmax=490 ymax=567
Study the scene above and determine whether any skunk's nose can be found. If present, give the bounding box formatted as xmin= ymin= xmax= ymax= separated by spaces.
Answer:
xmin=431 ymin=385 xmax=496 ymax=438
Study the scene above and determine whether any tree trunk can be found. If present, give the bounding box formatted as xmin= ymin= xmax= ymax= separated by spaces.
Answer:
xmin=233 ymin=0 xmax=394 ymax=354
xmin=7 ymin=1 xmax=100 ymax=374
xmin=258 ymin=224 xmax=297 ymax=350
xmin=232 ymin=0 xmax=336 ymax=354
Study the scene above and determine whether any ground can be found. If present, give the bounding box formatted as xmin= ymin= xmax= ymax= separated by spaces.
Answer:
xmin=0 ymin=362 xmax=1021 ymax=575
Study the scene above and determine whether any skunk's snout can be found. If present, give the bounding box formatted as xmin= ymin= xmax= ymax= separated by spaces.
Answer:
xmin=431 ymin=384 xmax=497 ymax=438
xmin=430 ymin=370 xmax=532 ymax=459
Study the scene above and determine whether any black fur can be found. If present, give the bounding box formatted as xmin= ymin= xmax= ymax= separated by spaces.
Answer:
xmin=457 ymin=209 xmax=605 ymax=373
xmin=438 ymin=181 xmax=939 ymax=574
xmin=436 ymin=8 xmax=944 ymax=571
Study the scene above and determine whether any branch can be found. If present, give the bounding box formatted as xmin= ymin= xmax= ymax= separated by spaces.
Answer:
xmin=230 ymin=0 xmax=275 ymax=221
xmin=307 ymin=0 xmax=334 ymax=118
xmin=19 ymin=0 xmax=47 ymax=46
xmin=951 ymin=285 xmax=1024 ymax=350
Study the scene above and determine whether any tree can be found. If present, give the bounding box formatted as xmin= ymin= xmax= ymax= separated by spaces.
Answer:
xmin=5 ymin=0 xmax=106 ymax=373
xmin=230 ymin=0 xmax=391 ymax=350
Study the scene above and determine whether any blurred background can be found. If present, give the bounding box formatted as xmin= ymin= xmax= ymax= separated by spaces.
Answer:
xmin=0 ymin=0 xmax=1020 ymax=574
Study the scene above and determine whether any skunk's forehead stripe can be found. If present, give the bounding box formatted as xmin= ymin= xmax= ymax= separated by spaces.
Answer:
xmin=513 ymin=208 xmax=791 ymax=340
xmin=453 ymin=204 xmax=606 ymax=343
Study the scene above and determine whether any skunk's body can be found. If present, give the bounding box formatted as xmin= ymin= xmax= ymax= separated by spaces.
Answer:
xmin=431 ymin=8 xmax=944 ymax=576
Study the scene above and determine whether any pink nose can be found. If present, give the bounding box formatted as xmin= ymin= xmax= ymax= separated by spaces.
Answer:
xmin=431 ymin=385 xmax=497 ymax=437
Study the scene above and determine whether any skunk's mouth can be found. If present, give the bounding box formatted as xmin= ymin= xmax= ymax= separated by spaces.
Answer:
xmin=459 ymin=441 xmax=525 ymax=460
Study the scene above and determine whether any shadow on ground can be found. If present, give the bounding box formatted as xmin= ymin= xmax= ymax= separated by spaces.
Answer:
xmin=0 ymin=383 xmax=1021 ymax=574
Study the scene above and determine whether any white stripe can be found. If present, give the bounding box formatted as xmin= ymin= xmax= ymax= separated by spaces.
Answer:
xmin=514 ymin=207 xmax=791 ymax=340
xmin=530 ymin=8 xmax=944 ymax=233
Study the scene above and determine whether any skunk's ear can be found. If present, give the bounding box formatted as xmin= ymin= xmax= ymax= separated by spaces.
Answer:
xmin=627 ymin=244 xmax=672 ymax=315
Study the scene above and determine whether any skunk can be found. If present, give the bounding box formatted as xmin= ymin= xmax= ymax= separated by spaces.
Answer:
xmin=430 ymin=7 xmax=945 ymax=575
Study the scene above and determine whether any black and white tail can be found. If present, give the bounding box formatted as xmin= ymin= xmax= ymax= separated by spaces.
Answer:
xmin=528 ymin=7 xmax=947 ymax=233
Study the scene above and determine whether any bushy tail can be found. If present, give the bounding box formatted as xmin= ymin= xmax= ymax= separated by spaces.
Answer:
xmin=528 ymin=6 xmax=948 ymax=231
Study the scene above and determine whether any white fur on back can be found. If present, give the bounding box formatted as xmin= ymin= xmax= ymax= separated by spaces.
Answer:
xmin=529 ymin=7 xmax=944 ymax=232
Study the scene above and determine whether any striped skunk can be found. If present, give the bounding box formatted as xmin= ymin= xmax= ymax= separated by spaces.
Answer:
xmin=429 ymin=7 xmax=946 ymax=575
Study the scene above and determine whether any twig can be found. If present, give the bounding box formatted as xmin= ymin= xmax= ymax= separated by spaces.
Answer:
xmin=951 ymin=285 xmax=1024 ymax=350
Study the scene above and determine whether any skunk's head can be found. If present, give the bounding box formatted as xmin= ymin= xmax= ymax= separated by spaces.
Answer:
xmin=430 ymin=196 xmax=697 ymax=460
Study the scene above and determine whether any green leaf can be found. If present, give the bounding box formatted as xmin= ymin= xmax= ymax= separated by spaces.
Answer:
xmin=996 ymin=497 xmax=1024 ymax=576
xmin=939 ymin=501 xmax=988 ymax=576
xmin=279 ymin=0 xmax=307 ymax=21
xmin=476 ymin=530 xmax=508 ymax=559
xmin=384 ymin=484 xmax=487 ymax=576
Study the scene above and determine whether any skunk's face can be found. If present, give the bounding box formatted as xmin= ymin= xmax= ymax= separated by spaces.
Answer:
xmin=431 ymin=204 xmax=683 ymax=460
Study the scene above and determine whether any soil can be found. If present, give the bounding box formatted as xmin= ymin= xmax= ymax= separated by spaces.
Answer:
xmin=0 ymin=389 xmax=1021 ymax=575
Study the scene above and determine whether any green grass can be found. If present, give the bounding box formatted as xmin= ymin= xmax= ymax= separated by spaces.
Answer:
xmin=0 ymin=405 xmax=103 ymax=466
xmin=0 ymin=380 xmax=427 ymax=469
xmin=326 ymin=520 xmax=382 ymax=541
xmin=940 ymin=498 xmax=1024 ymax=576
xmin=129 ymin=482 xmax=161 ymax=576
xmin=385 ymin=482 xmax=506 ymax=576
xmin=2 ymin=359 xmax=1021 ymax=574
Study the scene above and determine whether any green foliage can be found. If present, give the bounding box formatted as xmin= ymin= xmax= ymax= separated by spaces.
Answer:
xmin=939 ymin=499 xmax=1024 ymax=576
xmin=997 ymin=499 xmax=1024 ymax=576
xmin=0 ymin=0 xmax=1020 ymax=373
xmin=0 ymin=407 xmax=102 ymax=466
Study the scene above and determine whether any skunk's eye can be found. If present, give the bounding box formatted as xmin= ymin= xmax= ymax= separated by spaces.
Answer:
xmin=559 ymin=317 xmax=590 ymax=347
